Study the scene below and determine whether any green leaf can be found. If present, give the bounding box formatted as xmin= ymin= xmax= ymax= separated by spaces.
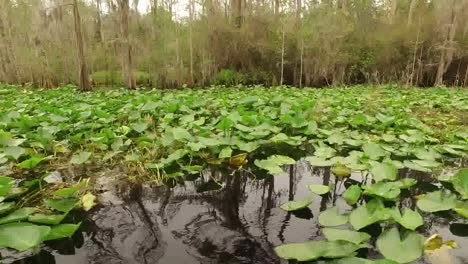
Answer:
xmin=403 ymin=160 xmax=431 ymax=173
xmin=454 ymin=202 xmax=468 ymax=218
xmin=17 ymin=156 xmax=44 ymax=169
xmin=416 ymin=190 xmax=457 ymax=213
xmin=370 ymin=162 xmax=398 ymax=182
xmin=305 ymin=156 xmax=334 ymax=167
xmin=349 ymin=199 xmax=392 ymax=230
xmin=254 ymin=159 xmax=283 ymax=174
xmin=0 ymin=223 xmax=50 ymax=251
xmin=396 ymin=178 xmax=417 ymax=189
xmin=44 ymin=198 xmax=79 ymax=213
xmin=130 ymin=122 xmax=148 ymax=133
xmin=391 ymin=208 xmax=423 ymax=231
xmin=0 ymin=176 xmax=14 ymax=197
xmin=4 ymin=146 xmax=25 ymax=160
xmin=342 ymin=185 xmax=362 ymax=205
xmin=451 ymin=168 xmax=468 ymax=199
xmin=219 ymin=147 xmax=233 ymax=158
xmin=70 ymin=151 xmax=92 ymax=165
xmin=44 ymin=223 xmax=81 ymax=241
xmin=280 ymin=197 xmax=313 ymax=211
xmin=321 ymin=257 xmax=398 ymax=264
xmin=53 ymin=180 xmax=88 ymax=198
xmin=319 ymin=206 xmax=348 ymax=227
xmin=28 ymin=213 xmax=66 ymax=225
xmin=0 ymin=207 xmax=37 ymax=224
xmin=172 ymin=127 xmax=191 ymax=141
xmin=322 ymin=228 xmax=371 ymax=245
xmin=0 ymin=202 xmax=15 ymax=215
xmin=376 ymin=227 xmax=423 ymax=263
xmin=363 ymin=182 xmax=401 ymax=200
xmin=274 ymin=240 xmax=362 ymax=261
xmin=268 ymin=155 xmax=296 ymax=165
xmin=363 ymin=142 xmax=386 ymax=160
xmin=308 ymin=184 xmax=332 ymax=195
xmin=314 ymin=143 xmax=336 ymax=159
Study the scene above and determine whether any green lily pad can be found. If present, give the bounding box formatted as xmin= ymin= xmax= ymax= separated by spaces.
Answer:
xmin=363 ymin=182 xmax=401 ymax=200
xmin=342 ymin=185 xmax=362 ymax=205
xmin=370 ymin=162 xmax=397 ymax=182
xmin=280 ymin=197 xmax=313 ymax=212
xmin=305 ymin=156 xmax=334 ymax=167
xmin=391 ymin=207 xmax=423 ymax=231
xmin=0 ymin=176 xmax=13 ymax=197
xmin=44 ymin=223 xmax=81 ymax=241
xmin=416 ymin=190 xmax=457 ymax=213
xmin=254 ymin=155 xmax=295 ymax=175
xmin=396 ymin=178 xmax=417 ymax=189
xmin=0 ymin=223 xmax=50 ymax=251
xmin=17 ymin=156 xmax=44 ymax=169
xmin=70 ymin=151 xmax=92 ymax=165
xmin=454 ymin=202 xmax=468 ymax=218
xmin=319 ymin=206 xmax=348 ymax=226
xmin=130 ymin=122 xmax=148 ymax=133
xmin=52 ymin=180 xmax=87 ymax=198
xmin=4 ymin=146 xmax=25 ymax=160
xmin=320 ymin=257 xmax=398 ymax=264
xmin=349 ymin=199 xmax=392 ymax=230
xmin=308 ymin=184 xmax=332 ymax=195
xmin=28 ymin=213 xmax=66 ymax=225
xmin=363 ymin=142 xmax=386 ymax=160
xmin=376 ymin=227 xmax=423 ymax=263
xmin=274 ymin=240 xmax=362 ymax=261
xmin=322 ymin=228 xmax=371 ymax=245
xmin=451 ymin=168 xmax=468 ymax=199
xmin=44 ymin=198 xmax=79 ymax=213
xmin=0 ymin=207 xmax=37 ymax=224
xmin=0 ymin=202 xmax=15 ymax=215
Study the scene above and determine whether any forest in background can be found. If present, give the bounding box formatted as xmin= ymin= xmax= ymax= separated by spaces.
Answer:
xmin=0 ymin=0 xmax=467 ymax=90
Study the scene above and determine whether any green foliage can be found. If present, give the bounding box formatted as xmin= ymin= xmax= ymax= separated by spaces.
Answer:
xmin=213 ymin=69 xmax=243 ymax=86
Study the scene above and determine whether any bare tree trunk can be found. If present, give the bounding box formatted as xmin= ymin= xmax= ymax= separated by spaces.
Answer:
xmin=390 ymin=0 xmax=398 ymax=24
xmin=435 ymin=7 xmax=458 ymax=86
xmin=73 ymin=0 xmax=92 ymax=91
xmin=299 ymin=39 xmax=304 ymax=88
xmin=407 ymin=0 xmax=417 ymax=27
xmin=280 ymin=27 xmax=285 ymax=85
xmin=189 ymin=0 xmax=195 ymax=85
xmin=275 ymin=0 xmax=279 ymax=15
xmin=0 ymin=1 xmax=19 ymax=84
xmin=95 ymin=0 xmax=103 ymax=42
xmin=407 ymin=20 xmax=420 ymax=86
xmin=118 ymin=0 xmax=136 ymax=89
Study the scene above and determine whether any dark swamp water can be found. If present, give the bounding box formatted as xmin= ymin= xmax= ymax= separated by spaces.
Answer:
xmin=2 ymin=162 xmax=468 ymax=264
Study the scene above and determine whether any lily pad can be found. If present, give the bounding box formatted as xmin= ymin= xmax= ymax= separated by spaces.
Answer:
xmin=332 ymin=163 xmax=351 ymax=177
xmin=0 ymin=207 xmax=37 ymax=224
xmin=44 ymin=223 xmax=81 ymax=241
xmin=363 ymin=142 xmax=386 ymax=160
xmin=28 ymin=213 xmax=66 ymax=225
xmin=349 ymin=199 xmax=392 ymax=230
xmin=376 ymin=227 xmax=423 ymax=263
xmin=44 ymin=198 xmax=79 ymax=213
xmin=391 ymin=207 xmax=423 ymax=231
xmin=0 ymin=223 xmax=50 ymax=251
xmin=451 ymin=168 xmax=468 ymax=199
xmin=416 ymin=190 xmax=457 ymax=213
xmin=70 ymin=151 xmax=92 ymax=165
xmin=342 ymin=185 xmax=362 ymax=205
xmin=370 ymin=162 xmax=397 ymax=182
xmin=305 ymin=156 xmax=334 ymax=167
xmin=0 ymin=202 xmax=15 ymax=215
xmin=322 ymin=228 xmax=371 ymax=245
xmin=274 ymin=240 xmax=362 ymax=261
xmin=319 ymin=206 xmax=348 ymax=227
xmin=308 ymin=184 xmax=332 ymax=195
xmin=280 ymin=197 xmax=313 ymax=212
xmin=363 ymin=182 xmax=401 ymax=200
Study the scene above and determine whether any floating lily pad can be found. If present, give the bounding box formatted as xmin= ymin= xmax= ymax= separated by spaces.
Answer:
xmin=391 ymin=207 xmax=423 ymax=231
xmin=319 ymin=206 xmax=348 ymax=227
xmin=332 ymin=163 xmax=351 ymax=177
xmin=416 ymin=190 xmax=457 ymax=213
xmin=308 ymin=184 xmax=332 ymax=195
xmin=0 ymin=223 xmax=50 ymax=251
xmin=28 ymin=213 xmax=66 ymax=225
xmin=370 ymin=162 xmax=398 ymax=182
xmin=451 ymin=168 xmax=468 ymax=199
xmin=274 ymin=240 xmax=362 ymax=261
xmin=342 ymin=185 xmax=362 ymax=205
xmin=363 ymin=182 xmax=401 ymax=200
xmin=363 ymin=142 xmax=386 ymax=160
xmin=0 ymin=207 xmax=37 ymax=224
xmin=376 ymin=227 xmax=423 ymax=263
xmin=322 ymin=228 xmax=371 ymax=245
xmin=305 ymin=156 xmax=334 ymax=167
xmin=349 ymin=199 xmax=392 ymax=230
xmin=44 ymin=223 xmax=81 ymax=241
xmin=44 ymin=198 xmax=79 ymax=213
xmin=280 ymin=197 xmax=313 ymax=212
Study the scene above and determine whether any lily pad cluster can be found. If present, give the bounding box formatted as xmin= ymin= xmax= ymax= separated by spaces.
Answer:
xmin=0 ymin=176 xmax=94 ymax=252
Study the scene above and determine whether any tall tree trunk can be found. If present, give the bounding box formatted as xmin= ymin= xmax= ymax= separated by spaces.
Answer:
xmin=73 ymin=0 xmax=92 ymax=91
xmin=189 ymin=0 xmax=195 ymax=85
xmin=119 ymin=0 xmax=136 ymax=89
xmin=275 ymin=0 xmax=280 ymax=15
xmin=0 ymin=1 xmax=19 ymax=84
xmin=95 ymin=0 xmax=103 ymax=42
xmin=407 ymin=0 xmax=417 ymax=27
xmin=390 ymin=0 xmax=398 ymax=24
xmin=280 ymin=27 xmax=285 ymax=85
xmin=231 ymin=0 xmax=242 ymax=27
xmin=435 ymin=7 xmax=458 ymax=86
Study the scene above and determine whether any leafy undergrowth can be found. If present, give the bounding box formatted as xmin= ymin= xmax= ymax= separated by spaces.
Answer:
xmin=0 ymin=83 xmax=467 ymax=260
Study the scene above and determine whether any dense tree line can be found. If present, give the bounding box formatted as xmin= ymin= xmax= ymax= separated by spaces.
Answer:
xmin=0 ymin=0 xmax=467 ymax=90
